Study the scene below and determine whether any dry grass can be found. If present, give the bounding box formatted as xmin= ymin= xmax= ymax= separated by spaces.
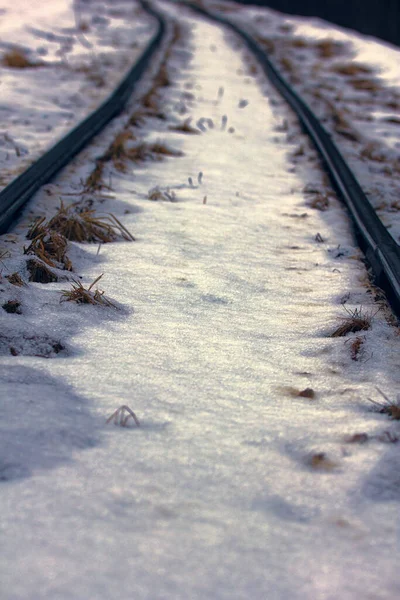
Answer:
xmin=306 ymin=193 xmax=330 ymax=211
xmin=2 ymin=300 xmax=21 ymax=314
xmin=169 ymin=118 xmax=200 ymax=134
xmin=331 ymin=106 xmax=350 ymax=130
xmin=101 ymin=130 xmax=136 ymax=172
xmin=2 ymin=48 xmax=42 ymax=69
xmin=6 ymin=272 xmax=25 ymax=287
xmin=331 ymin=62 xmax=373 ymax=76
xmin=331 ymin=306 xmax=374 ymax=337
xmin=307 ymin=452 xmax=338 ymax=471
xmin=292 ymin=145 xmax=305 ymax=159
xmin=27 ymin=257 xmax=61 ymax=283
xmin=386 ymin=100 xmax=400 ymax=111
xmin=60 ymin=274 xmax=115 ymax=307
xmin=128 ymin=111 xmax=146 ymax=128
xmin=25 ymin=221 xmax=72 ymax=270
xmin=154 ymin=64 xmax=170 ymax=88
xmin=84 ymin=161 xmax=105 ymax=193
xmin=255 ymin=36 xmax=275 ymax=54
xmin=388 ymin=200 xmax=400 ymax=212
xmin=148 ymin=186 xmax=176 ymax=202
xmin=279 ymin=23 xmax=293 ymax=34
xmin=336 ymin=127 xmax=360 ymax=142
xmin=115 ymin=141 xmax=183 ymax=164
xmin=383 ymin=116 xmax=400 ymax=125
xmin=349 ymin=78 xmax=381 ymax=92
xmin=368 ymin=388 xmax=400 ymax=420
xmin=344 ymin=432 xmax=369 ymax=444
xmin=316 ymin=39 xmax=345 ymax=59
xmin=142 ymin=90 xmax=161 ymax=112
xmin=280 ymin=386 xmax=316 ymax=399
xmin=46 ymin=202 xmax=134 ymax=243
xmin=280 ymin=56 xmax=295 ymax=74
xmin=290 ymin=38 xmax=309 ymax=49
xmin=75 ymin=65 xmax=106 ymax=87
xmin=348 ymin=335 xmax=365 ymax=361
xmin=361 ymin=143 xmax=387 ymax=163
xmin=149 ymin=142 xmax=183 ymax=158
xmin=124 ymin=141 xmax=152 ymax=163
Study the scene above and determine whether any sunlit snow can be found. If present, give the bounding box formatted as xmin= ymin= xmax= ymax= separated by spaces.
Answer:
xmin=0 ymin=1 xmax=399 ymax=599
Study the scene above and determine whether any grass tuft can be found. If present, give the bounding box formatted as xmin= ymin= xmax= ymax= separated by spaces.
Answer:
xmin=27 ymin=258 xmax=61 ymax=283
xmin=148 ymin=186 xmax=176 ymax=202
xmin=306 ymin=193 xmax=330 ymax=211
xmin=101 ymin=130 xmax=136 ymax=172
xmin=361 ymin=143 xmax=387 ymax=163
xmin=128 ymin=111 xmax=146 ymax=128
xmin=349 ymin=78 xmax=381 ymax=92
xmin=348 ymin=335 xmax=365 ymax=361
xmin=344 ymin=432 xmax=369 ymax=444
xmin=316 ymin=39 xmax=345 ymax=59
xmin=169 ymin=118 xmax=200 ymax=135
xmin=25 ymin=225 xmax=72 ymax=271
xmin=331 ymin=63 xmax=373 ymax=76
xmin=331 ymin=306 xmax=373 ymax=337
xmin=2 ymin=48 xmax=42 ymax=69
xmin=6 ymin=272 xmax=25 ymax=287
xmin=2 ymin=300 xmax=21 ymax=314
xmin=60 ymin=274 xmax=115 ymax=307
xmin=368 ymin=388 xmax=400 ymax=420
xmin=84 ymin=161 xmax=105 ymax=193
xmin=149 ymin=142 xmax=183 ymax=158
xmin=46 ymin=202 xmax=134 ymax=243
xmin=307 ymin=452 xmax=338 ymax=471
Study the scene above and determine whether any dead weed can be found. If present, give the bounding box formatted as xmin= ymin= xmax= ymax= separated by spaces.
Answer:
xmin=2 ymin=48 xmax=43 ymax=69
xmin=331 ymin=306 xmax=374 ymax=337
xmin=60 ymin=274 xmax=116 ymax=307
xmin=46 ymin=202 xmax=134 ymax=243
xmin=368 ymin=388 xmax=400 ymax=420
xmin=169 ymin=118 xmax=200 ymax=134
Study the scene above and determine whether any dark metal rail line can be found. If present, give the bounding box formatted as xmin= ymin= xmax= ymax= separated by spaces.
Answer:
xmin=183 ymin=2 xmax=400 ymax=319
xmin=0 ymin=1 xmax=166 ymax=234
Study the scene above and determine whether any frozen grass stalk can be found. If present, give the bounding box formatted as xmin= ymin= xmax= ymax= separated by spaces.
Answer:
xmin=106 ymin=405 xmax=140 ymax=427
xmin=60 ymin=274 xmax=116 ymax=307
xmin=368 ymin=388 xmax=400 ymax=420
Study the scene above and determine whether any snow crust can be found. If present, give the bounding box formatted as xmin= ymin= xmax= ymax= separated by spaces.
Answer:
xmin=0 ymin=2 xmax=399 ymax=599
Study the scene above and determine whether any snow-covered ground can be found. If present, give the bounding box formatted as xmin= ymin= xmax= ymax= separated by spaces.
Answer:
xmin=0 ymin=0 xmax=155 ymax=188
xmin=216 ymin=0 xmax=400 ymax=242
xmin=0 ymin=1 xmax=400 ymax=599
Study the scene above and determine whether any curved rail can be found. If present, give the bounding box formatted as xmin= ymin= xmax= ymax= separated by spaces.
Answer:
xmin=0 ymin=1 xmax=166 ymax=234
xmin=184 ymin=2 xmax=400 ymax=318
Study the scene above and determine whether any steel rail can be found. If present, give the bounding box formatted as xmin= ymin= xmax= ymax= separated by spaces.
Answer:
xmin=183 ymin=2 xmax=400 ymax=318
xmin=0 ymin=1 xmax=166 ymax=234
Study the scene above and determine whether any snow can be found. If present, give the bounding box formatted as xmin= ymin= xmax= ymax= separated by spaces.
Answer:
xmin=0 ymin=1 xmax=400 ymax=599
xmin=222 ymin=0 xmax=400 ymax=242
xmin=0 ymin=0 xmax=155 ymax=189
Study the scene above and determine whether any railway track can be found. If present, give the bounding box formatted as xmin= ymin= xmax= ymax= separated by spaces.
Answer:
xmin=179 ymin=0 xmax=400 ymax=319
xmin=1 ymin=4 xmax=399 ymax=595
xmin=1 ymin=0 xmax=399 ymax=319
xmin=0 ymin=1 xmax=166 ymax=234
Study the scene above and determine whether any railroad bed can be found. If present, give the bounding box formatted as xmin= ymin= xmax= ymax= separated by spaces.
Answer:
xmin=0 ymin=2 xmax=399 ymax=599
